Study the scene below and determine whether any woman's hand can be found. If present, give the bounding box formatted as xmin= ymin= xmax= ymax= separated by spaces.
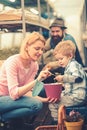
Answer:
xmin=37 ymin=69 xmax=51 ymax=81
xmin=35 ymin=96 xmax=58 ymax=103
xmin=48 ymin=97 xmax=59 ymax=103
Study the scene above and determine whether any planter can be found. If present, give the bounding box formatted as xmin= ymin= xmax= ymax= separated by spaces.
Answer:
xmin=64 ymin=119 xmax=84 ymax=130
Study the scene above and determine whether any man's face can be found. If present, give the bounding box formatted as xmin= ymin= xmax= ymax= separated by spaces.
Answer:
xmin=50 ymin=26 xmax=64 ymax=41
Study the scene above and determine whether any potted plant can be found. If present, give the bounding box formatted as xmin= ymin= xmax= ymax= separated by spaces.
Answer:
xmin=64 ymin=110 xmax=84 ymax=130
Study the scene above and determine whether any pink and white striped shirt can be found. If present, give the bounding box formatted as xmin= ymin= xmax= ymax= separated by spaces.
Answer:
xmin=0 ymin=54 xmax=39 ymax=100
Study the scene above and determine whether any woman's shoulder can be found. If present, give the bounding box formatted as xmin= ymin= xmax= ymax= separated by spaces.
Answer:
xmin=4 ymin=54 xmax=20 ymax=65
xmin=6 ymin=54 xmax=20 ymax=61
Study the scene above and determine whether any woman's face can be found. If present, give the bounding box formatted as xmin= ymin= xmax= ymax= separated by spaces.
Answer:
xmin=27 ymin=40 xmax=45 ymax=61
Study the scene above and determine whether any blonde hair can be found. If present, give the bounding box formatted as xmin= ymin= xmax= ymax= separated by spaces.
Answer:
xmin=20 ymin=31 xmax=46 ymax=59
xmin=53 ymin=40 xmax=76 ymax=58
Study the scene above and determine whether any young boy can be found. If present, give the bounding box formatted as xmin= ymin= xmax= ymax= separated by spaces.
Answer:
xmin=49 ymin=40 xmax=87 ymax=123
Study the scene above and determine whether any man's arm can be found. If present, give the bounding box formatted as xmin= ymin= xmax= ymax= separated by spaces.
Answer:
xmin=44 ymin=38 xmax=51 ymax=52
xmin=43 ymin=61 xmax=59 ymax=70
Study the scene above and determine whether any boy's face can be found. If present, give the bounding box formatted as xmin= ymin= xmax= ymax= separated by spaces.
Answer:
xmin=55 ymin=54 xmax=71 ymax=68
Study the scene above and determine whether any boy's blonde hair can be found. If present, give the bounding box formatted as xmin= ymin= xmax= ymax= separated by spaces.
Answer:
xmin=20 ymin=31 xmax=45 ymax=59
xmin=53 ymin=40 xmax=76 ymax=58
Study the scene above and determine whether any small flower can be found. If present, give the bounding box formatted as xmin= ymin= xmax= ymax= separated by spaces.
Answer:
xmin=65 ymin=110 xmax=84 ymax=122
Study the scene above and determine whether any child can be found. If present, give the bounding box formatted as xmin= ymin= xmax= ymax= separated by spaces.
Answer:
xmin=49 ymin=40 xmax=87 ymax=123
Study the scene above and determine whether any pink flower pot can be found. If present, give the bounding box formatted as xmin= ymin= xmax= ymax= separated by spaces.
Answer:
xmin=44 ymin=83 xmax=62 ymax=100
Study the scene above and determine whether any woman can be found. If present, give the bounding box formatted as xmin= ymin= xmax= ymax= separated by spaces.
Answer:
xmin=0 ymin=32 xmax=51 ymax=122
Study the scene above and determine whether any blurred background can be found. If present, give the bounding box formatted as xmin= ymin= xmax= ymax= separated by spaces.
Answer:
xmin=0 ymin=0 xmax=87 ymax=66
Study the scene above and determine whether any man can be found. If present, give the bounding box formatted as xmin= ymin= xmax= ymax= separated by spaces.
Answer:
xmin=43 ymin=17 xmax=84 ymax=67
xmin=42 ymin=17 xmax=84 ymax=83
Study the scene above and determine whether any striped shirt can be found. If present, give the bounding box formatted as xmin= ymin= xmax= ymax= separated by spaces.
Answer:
xmin=0 ymin=54 xmax=38 ymax=100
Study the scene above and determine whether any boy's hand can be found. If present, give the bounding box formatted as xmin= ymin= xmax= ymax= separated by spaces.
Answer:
xmin=54 ymin=75 xmax=63 ymax=82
